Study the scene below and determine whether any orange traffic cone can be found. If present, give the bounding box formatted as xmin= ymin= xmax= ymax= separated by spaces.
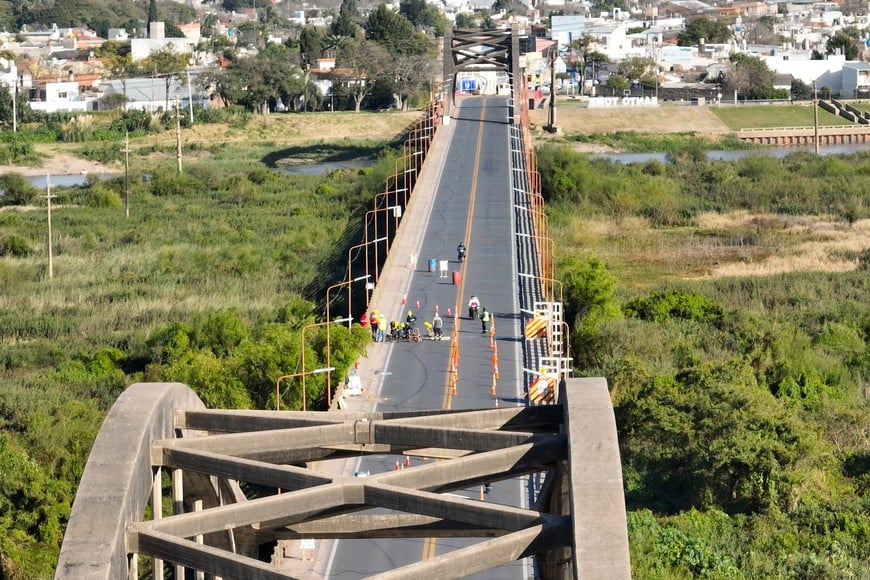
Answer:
xmin=395 ymin=461 xmax=400 ymax=470
xmin=435 ymin=304 xmax=439 ymax=314
xmin=402 ymin=294 xmax=406 ymax=306
xmin=415 ymin=299 xmax=421 ymax=309
xmin=447 ymin=307 xmax=451 ymax=317
xmin=405 ymin=455 xmax=411 ymax=467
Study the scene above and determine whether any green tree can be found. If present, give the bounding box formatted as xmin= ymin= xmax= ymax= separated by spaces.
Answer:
xmin=335 ymin=38 xmax=390 ymax=112
xmin=619 ymin=55 xmax=656 ymax=85
xmin=140 ymin=46 xmax=190 ymax=111
xmin=162 ymin=349 xmax=253 ymax=409
xmin=0 ymin=81 xmax=33 ymax=128
xmin=0 ymin=432 xmax=69 ymax=579
xmin=826 ymin=29 xmax=859 ymax=60
xmin=284 ymin=67 xmax=323 ymax=112
xmin=96 ymin=41 xmax=133 ymax=109
xmin=386 ymin=52 xmax=434 ymax=110
xmin=201 ymin=13 xmax=219 ymax=37
xmin=677 ymin=17 xmax=732 ymax=45
xmin=331 ymin=0 xmax=362 ymax=37
xmin=0 ymin=2 xmax=14 ymax=30
xmin=492 ymin=0 xmax=529 ymax=12
xmin=605 ymin=73 xmax=630 ymax=94
xmin=147 ymin=0 xmax=158 ymax=34
xmin=299 ymin=26 xmax=325 ymax=66
xmin=591 ymin=0 xmax=628 ymax=11
xmin=454 ymin=13 xmax=479 ymax=29
xmin=0 ymin=173 xmax=40 ymax=206
xmin=560 ymin=256 xmax=620 ymax=364
xmin=725 ymin=53 xmax=775 ymax=100
xmin=365 ymin=4 xmax=429 ymax=55
xmin=790 ymin=78 xmax=813 ymax=100
xmin=400 ymin=0 xmax=448 ymax=35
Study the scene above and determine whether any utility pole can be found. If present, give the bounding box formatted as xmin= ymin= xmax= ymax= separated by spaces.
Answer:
xmin=122 ymin=131 xmax=131 ymax=218
xmin=186 ymin=66 xmax=194 ymax=125
xmin=546 ymin=42 xmax=558 ymax=133
xmin=12 ymin=76 xmax=17 ymax=133
xmin=813 ymin=81 xmax=820 ymax=155
xmin=45 ymin=176 xmax=55 ymax=279
xmin=175 ymin=97 xmax=183 ymax=173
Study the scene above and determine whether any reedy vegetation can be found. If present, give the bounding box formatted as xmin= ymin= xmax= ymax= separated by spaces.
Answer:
xmin=538 ymin=143 xmax=870 ymax=578
xmin=0 ymin=110 xmax=406 ymax=577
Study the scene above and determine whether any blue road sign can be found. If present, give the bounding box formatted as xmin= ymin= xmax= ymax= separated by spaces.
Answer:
xmin=460 ymin=78 xmax=477 ymax=91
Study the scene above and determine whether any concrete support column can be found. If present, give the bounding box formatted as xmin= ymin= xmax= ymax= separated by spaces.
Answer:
xmin=152 ymin=467 xmax=164 ymax=580
xmin=172 ymin=468 xmax=184 ymax=580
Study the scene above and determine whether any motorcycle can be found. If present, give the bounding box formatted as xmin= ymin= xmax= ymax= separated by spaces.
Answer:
xmin=468 ymin=304 xmax=479 ymax=320
xmin=458 ymin=248 xmax=466 ymax=263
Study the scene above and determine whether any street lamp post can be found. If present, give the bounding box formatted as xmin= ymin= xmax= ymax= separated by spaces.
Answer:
xmin=276 ymin=367 xmax=334 ymax=411
xmin=348 ymin=239 xmax=387 ymax=311
xmin=325 ymin=276 xmax=369 ymax=407
xmin=300 ymin=317 xmax=352 ymax=411
xmin=365 ymin=208 xmax=391 ymax=278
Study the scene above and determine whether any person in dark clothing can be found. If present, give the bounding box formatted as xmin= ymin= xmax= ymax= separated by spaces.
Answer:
xmin=480 ymin=307 xmax=490 ymax=333
xmin=432 ymin=313 xmax=443 ymax=340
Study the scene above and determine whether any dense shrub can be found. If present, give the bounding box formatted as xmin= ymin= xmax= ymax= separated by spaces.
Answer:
xmin=0 ymin=234 xmax=31 ymax=257
xmin=0 ymin=142 xmax=40 ymax=165
xmin=624 ymin=289 xmax=724 ymax=324
xmin=149 ymin=168 xmax=203 ymax=196
xmin=83 ymin=182 xmax=123 ymax=208
xmin=196 ymin=105 xmax=251 ymax=128
xmin=0 ymin=173 xmax=40 ymax=206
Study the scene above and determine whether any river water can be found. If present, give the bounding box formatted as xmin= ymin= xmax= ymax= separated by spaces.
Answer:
xmin=594 ymin=143 xmax=870 ymax=164
xmin=27 ymin=174 xmax=117 ymax=188
xmin=24 ymin=159 xmax=377 ymax=188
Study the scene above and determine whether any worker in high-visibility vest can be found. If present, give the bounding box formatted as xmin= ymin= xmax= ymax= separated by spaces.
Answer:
xmin=480 ymin=307 xmax=490 ymax=333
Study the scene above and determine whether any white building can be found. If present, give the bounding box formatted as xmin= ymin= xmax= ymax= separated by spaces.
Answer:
xmin=29 ymin=80 xmax=88 ymax=113
xmin=841 ymin=61 xmax=870 ymax=98
xmin=761 ymin=51 xmax=846 ymax=92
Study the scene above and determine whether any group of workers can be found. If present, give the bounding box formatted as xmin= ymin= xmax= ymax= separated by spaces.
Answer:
xmin=360 ymin=292 xmax=490 ymax=342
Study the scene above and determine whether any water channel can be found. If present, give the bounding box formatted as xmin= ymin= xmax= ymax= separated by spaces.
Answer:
xmin=594 ymin=143 xmax=870 ymax=164
xmin=21 ymin=144 xmax=870 ymax=189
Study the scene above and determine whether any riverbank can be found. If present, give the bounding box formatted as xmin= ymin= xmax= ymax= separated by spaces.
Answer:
xmin=0 ymin=152 xmax=118 ymax=177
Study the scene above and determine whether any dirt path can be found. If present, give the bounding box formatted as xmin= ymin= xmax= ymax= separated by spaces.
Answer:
xmin=0 ymin=153 xmax=119 ymax=177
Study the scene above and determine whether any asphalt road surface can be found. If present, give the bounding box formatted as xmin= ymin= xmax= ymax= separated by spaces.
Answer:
xmin=325 ymin=96 xmax=534 ymax=579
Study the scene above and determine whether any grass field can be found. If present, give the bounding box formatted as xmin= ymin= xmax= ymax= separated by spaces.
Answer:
xmin=710 ymin=103 xmax=851 ymax=129
xmin=529 ymin=99 xmax=856 ymax=139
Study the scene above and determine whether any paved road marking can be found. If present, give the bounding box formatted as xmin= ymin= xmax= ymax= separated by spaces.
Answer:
xmin=443 ymin=98 xmax=487 ymax=411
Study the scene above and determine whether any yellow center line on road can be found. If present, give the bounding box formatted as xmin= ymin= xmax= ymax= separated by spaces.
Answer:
xmin=442 ymin=99 xmax=487 ymax=411
xmin=423 ymin=99 xmax=487 ymax=565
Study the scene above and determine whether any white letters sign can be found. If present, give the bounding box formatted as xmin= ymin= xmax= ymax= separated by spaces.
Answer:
xmin=588 ymin=96 xmax=659 ymax=108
